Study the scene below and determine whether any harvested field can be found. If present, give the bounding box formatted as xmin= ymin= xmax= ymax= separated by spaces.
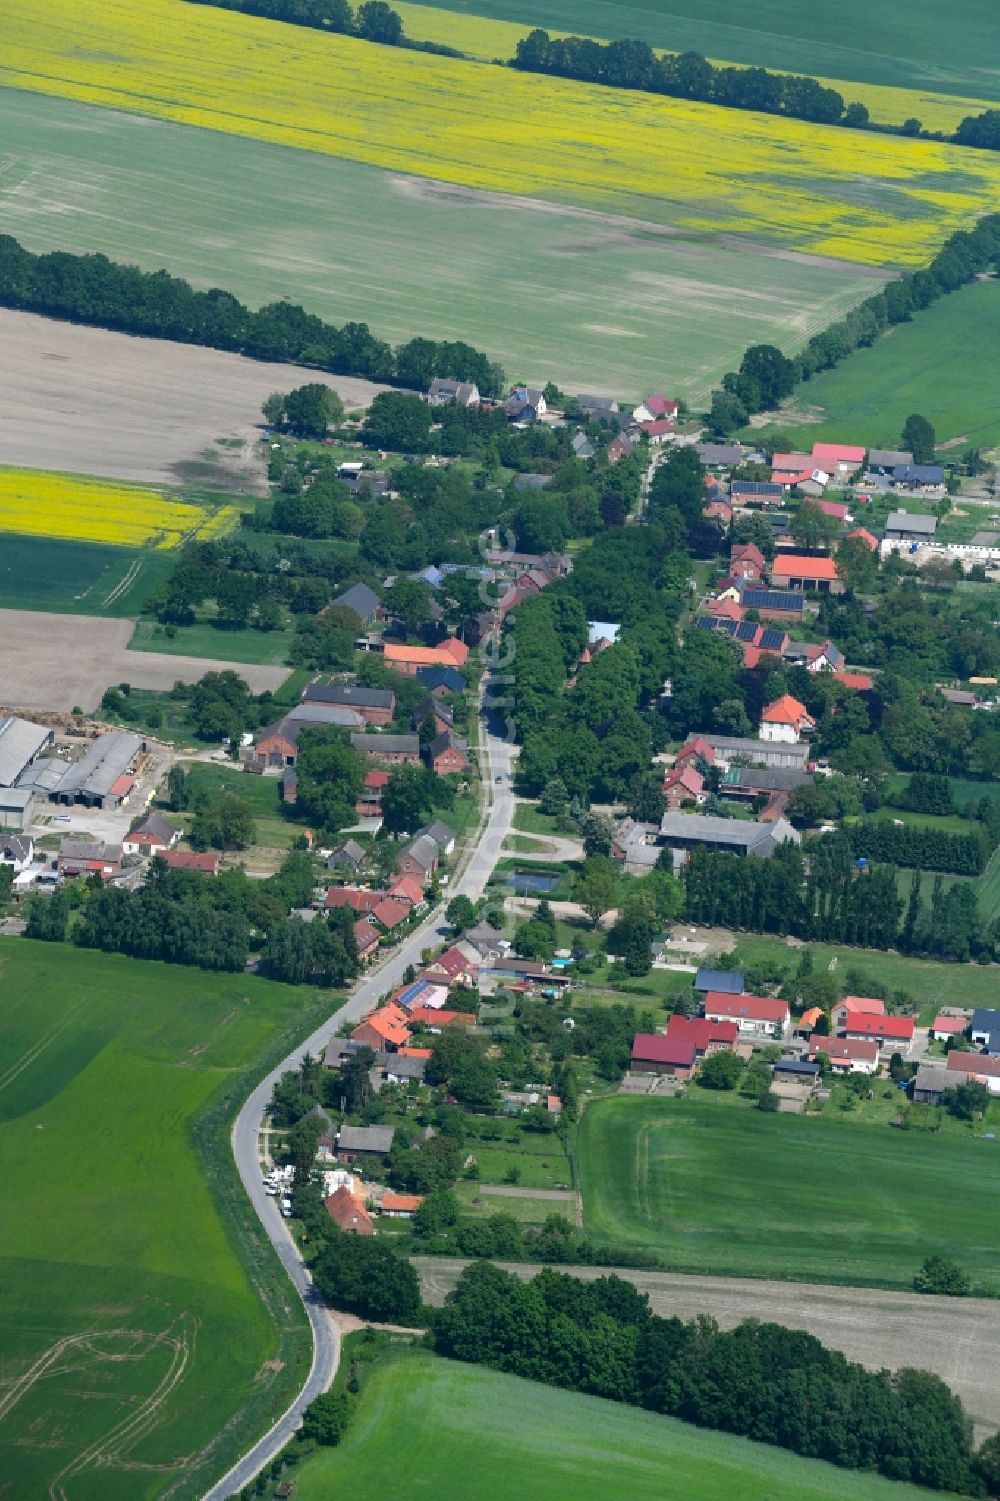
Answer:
xmin=0 ymin=310 xmax=386 ymax=489
xmin=0 ymin=609 xmax=288 ymax=711
xmin=416 ymin=1258 xmax=1000 ymax=1439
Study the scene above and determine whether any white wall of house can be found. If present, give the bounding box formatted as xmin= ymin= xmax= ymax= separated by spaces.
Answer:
xmin=759 ymin=720 xmax=799 ymax=744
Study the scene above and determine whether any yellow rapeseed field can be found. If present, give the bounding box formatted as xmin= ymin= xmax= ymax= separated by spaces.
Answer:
xmin=393 ymin=0 xmax=995 ymax=134
xmin=0 ymin=468 xmax=240 ymax=549
xmin=3 ymin=0 xmax=1000 ymax=267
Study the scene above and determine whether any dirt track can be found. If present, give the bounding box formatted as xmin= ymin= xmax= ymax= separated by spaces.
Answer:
xmin=0 ymin=310 xmax=388 ymax=489
xmin=416 ymin=1257 xmax=1000 ymax=1439
xmin=0 ymin=609 xmax=288 ymax=711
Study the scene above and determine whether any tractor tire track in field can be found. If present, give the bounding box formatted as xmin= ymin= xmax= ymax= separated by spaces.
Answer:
xmin=101 ymin=556 xmax=142 ymax=608
xmin=0 ymin=1002 xmax=86 ymax=1096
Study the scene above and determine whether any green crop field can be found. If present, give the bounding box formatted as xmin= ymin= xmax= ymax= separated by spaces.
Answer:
xmin=576 ymin=1093 xmax=1000 ymax=1288
xmin=291 ymin=1347 xmax=965 ymax=1501
xmin=761 ymin=280 xmax=1000 ymax=450
xmin=408 ymin=0 xmax=997 ymax=100
xmin=128 ymin=618 xmax=294 ymax=666
xmin=0 ymin=90 xmax=883 ymax=402
xmin=0 ymin=940 xmax=329 ymax=1500
xmin=0 ymin=534 xmax=173 ymax=616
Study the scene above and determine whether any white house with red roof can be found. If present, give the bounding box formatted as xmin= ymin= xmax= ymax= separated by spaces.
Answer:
xmin=702 ymin=992 xmax=790 ymax=1040
xmin=633 ymin=395 xmax=678 ymax=424
xmin=840 ymin=1013 xmax=915 ymax=1056
xmin=809 ymin=1036 xmax=880 ymax=1074
xmin=928 ymin=1013 xmax=968 ymax=1043
xmin=759 ymin=694 xmax=815 ymax=744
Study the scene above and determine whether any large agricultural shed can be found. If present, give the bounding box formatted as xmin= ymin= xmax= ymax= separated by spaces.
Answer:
xmin=46 ymin=731 xmax=144 ymax=808
xmin=0 ymin=715 xmax=53 ymax=787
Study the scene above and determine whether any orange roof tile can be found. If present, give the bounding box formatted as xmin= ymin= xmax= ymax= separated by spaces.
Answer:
xmin=770 ymin=555 xmax=840 ymax=581
xmin=762 ymin=694 xmax=811 ymax=726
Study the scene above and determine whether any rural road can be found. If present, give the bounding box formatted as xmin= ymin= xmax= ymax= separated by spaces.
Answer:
xmin=416 ymin=1258 xmax=1000 ymax=1441
xmin=202 ymin=702 xmax=515 ymax=1498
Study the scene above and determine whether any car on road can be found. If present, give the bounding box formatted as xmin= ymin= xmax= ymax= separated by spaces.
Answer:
xmin=496 ymin=774 xmax=503 ymax=782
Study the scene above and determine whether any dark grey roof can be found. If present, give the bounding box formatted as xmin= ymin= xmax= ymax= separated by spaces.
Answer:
xmin=732 ymin=481 xmax=783 ymax=497
xmin=329 ymin=839 xmax=365 ymax=866
xmin=774 ymin=1058 xmax=819 ymax=1076
xmin=885 ymin=511 xmax=937 ymax=535
xmin=868 ymin=449 xmax=911 ymax=469
xmin=419 ymin=819 xmax=456 ymax=849
xmin=131 ymin=810 xmax=175 ymax=844
xmin=722 ymin=766 xmax=811 ymax=792
xmin=695 ymin=969 xmax=744 ymax=993
xmin=338 ymin=1124 xmax=395 ymax=1153
xmin=658 ymin=811 xmax=801 ymax=855
xmin=403 ymin=833 xmax=439 ymax=870
xmin=740 ymin=588 xmax=805 ymax=612
xmin=416 ymin=665 xmax=467 ymax=692
xmin=332 ymin=582 xmax=381 ymax=617
xmin=893 ymin=465 xmax=944 ymax=486
xmin=51 ymin=732 xmax=143 ymax=800
xmin=428 ymin=730 xmax=467 ymax=759
xmin=971 ymin=1008 xmax=1000 ymax=1049
xmin=695 ymin=443 xmax=744 ymax=467
xmin=304 ymin=682 xmax=395 ymax=710
xmin=351 ymin=733 xmax=420 ymax=755
xmin=377 ymin=1052 xmax=427 ymax=1079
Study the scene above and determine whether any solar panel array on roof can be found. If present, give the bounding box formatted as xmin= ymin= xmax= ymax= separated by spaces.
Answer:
xmin=716 ymin=618 xmax=738 ymax=637
xmin=733 ymin=481 xmax=782 ymax=494
xmin=735 ymin=621 xmax=758 ymax=642
xmin=759 ymin=628 xmax=786 ymax=652
xmin=696 ymin=616 xmax=719 ymax=631
xmin=741 ymin=589 xmax=804 ymax=611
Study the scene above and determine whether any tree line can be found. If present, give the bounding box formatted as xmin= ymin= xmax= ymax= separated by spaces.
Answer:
xmin=433 ymin=1261 xmax=998 ymax=1495
xmin=0 ymin=234 xmax=503 ymax=394
xmin=848 ymin=820 xmax=990 ymax=875
xmin=183 ymin=0 xmax=461 ymax=55
xmin=510 ymin=31 xmax=1000 ymax=162
xmin=24 ymin=856 xmax=360 ymax=983
xmin=707 ymin=214 xmax=1000 ymax=434
xmin=681 ymin=832 xmax=990 ymax=962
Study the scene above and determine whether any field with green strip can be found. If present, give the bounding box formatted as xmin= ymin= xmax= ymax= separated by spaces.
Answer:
xmin=290 ymin=1347 xmax=966 ymax=1501
xmin=406 ymin=0 xmax=999 ymax=99
xmin=0 ymin=90 xmax=883 ymax=402
xmin=0 ymin=534 xmax=172 ymax=616
xmin=577 ymin=1093 xmax=1000 ymax=1288
xmin=0 ymin=940 xmax=328 ymax=1500
xmin=760 ymin=279 xmax=1000 ymax=450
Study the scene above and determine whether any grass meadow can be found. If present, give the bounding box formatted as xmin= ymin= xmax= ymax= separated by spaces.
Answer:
xmin=128 ymin=617 xmax=295 ymax=666
xmin=0 ymin=940 xmax=329 ymax=1500
xmin=399 ymin=0 xmax=1000 ymax=102
xmin=4 ymin=1 xmax=999 ymax=269
xmin=1 ymin=92 xmax=881 ymax=403
xmin=290 ymin=1347 xmax=966 ymax=1501
xmin=0 ymin=534 xmax=173 ymax=616
xmin=576 ymin=1093 xmax=1000 ymax=1288
xmin=762 ymin=279 xmax=1000 ymax=449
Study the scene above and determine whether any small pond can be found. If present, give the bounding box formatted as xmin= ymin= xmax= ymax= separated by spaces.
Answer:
xmin=505 ymin=871 xmax=558 ymax=893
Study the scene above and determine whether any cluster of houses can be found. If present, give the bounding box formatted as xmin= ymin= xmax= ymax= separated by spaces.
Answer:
xmin=323 ymin=820 xmax=456 ymax=962
xmin=914 ymin=1008 xmax=1000 ymax=1103
xmin=629 ymin=974 xmax=925 ymax=1091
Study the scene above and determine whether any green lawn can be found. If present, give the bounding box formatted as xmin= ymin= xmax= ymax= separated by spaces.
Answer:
xmin=406 ymin=0 xmax=998 ymax=99
xmin=0 ymin=939 xmax=331 ymax=1500
xmin=0 ymin=534 xmax=173 ymax=615
xmin=729 ymin=935 xmax=1000 ymax=1021
xmin=577 ymin=1092 xmax=1000 ymax=1288
xmin=453 ymin=1181 xmax=572 ymax=1221
xmin=0 ymin=90 xmax=882 ymax=403
xmin=128 ymin=617 xmax=295 ymax=666
xmin=290 ymin=1348 xmax=965 ymax=1501
xmin=759 ymin=280 xmax=1000 ymax=450
xmin=512 ymin=802 xmax=573 ymax=837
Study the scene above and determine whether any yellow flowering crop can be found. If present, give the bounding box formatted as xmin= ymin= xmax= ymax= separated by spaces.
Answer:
xmin=3 ymin=0 xmax=1000 ymax=269
xmin=393 ymin=1 xmax=994 ymax=135
xmin=0 ymin=468 xmax=240 ymax=549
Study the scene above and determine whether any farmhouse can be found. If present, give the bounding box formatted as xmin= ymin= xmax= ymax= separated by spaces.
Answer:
xmin=302 ymin=681 xmax=395 ymax=725
xmin=123 ymin=810 xmax=179 ymax=856
xmin=397 ymin=833 xmax=439 ymax=881
xmin=353 ymin=918 xmax=382 ymax=964
xmin=737 ymin=587 xmax=805 ymax=621
xmin=759 ymin=695 xmax=815 ymax=744
xmin=913 ymin=1063 xmax=953 ymax=1105
xmin=731 ymin=480 xmax=783 ymax=506
xmin=383 ymin=639 xmax=470 ymax=676
xmin=324 ymin=1185 xmax=374 ymax=1235
xmin=251 ymin=709 xmax=363 ymax=768
xmin=831 ymin=995 xmax=884 ymax=1030
xmin=695 ymin=442 xmax=746 ymax=468
xmin=945 ymin=1050 xmax=1000 ymax=1095
xmin=840 ymin=1014 xmax=915 ymax=1055
xmin=868 ymin=449 xmax=912 ymax=477
xmin=701 ymin=735 xmax=810 ymax=771
xmin=161 ymin=849 xmax=220 ymax=874
xmin=428 ymin=377 xmax=480 ymax=407
xmin=351 ymin=1002 xmax=412 ymax=1052
xmin=49 ymin=731 xmax=144 ymax=809
xmin=426 ymin=730 xmax=469 ymax=774
xmin=418 ymin=820 xmax=456 ymax=856
xmin=325 ymin=886 xmax=380 ymax=914
xmin=328 ymin=582 xmax=381 ymax=624
xmin=350 ymin=733 xmax=421 ymax=766
xmin=665 ymin=1014 xmax=738 ymax=1056
xmin=720 ymin=766 xmax=811 ymax=800
xmin=769 ymin=555 xmax=844 ymax=595
xmin=662 ymin=764 xmax=704 ymax=808
xmin=0 ymin=715 xmax=53 ymax=787
xmin=56 ymin=838 xmax=123 ymax=878
xmin=657 ymin=810 xmax=801 ymax=863
xmin=884 ymin=512 xmax=938 ymax=544
xmin=328 ymin=839 xmax=367 ymax=874
xmin=417 ymin=664 xmax=468 ymax=695
xmin=630 ymin=1033 xmax=697 ymax=1078
xmin=810 ymin=1036 xmax=880 ymax=1074
xmin=703 ymin=992 xmax=790 ymax=1040
xmin=893 ymin=464 xmax=944 ymax=490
